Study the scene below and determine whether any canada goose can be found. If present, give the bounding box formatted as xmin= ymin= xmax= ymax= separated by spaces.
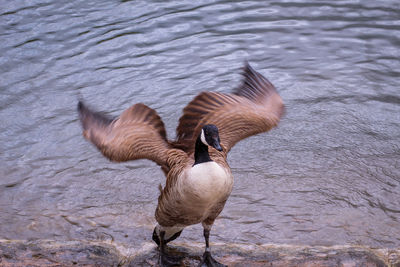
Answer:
xmin=77 ymin=63 xmax=284 ymax=267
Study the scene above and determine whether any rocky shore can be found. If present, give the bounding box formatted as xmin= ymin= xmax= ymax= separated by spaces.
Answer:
xmin=0 ymin=239 xmax=399 ymax=267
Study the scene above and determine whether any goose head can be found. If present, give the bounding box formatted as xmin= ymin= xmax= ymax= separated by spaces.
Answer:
xmin=200 ymin=124 xmax=222 ymax=152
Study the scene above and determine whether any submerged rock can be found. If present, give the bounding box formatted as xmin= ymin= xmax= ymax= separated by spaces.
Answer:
xmin=0 ymin=239 xmax=398 ymax=266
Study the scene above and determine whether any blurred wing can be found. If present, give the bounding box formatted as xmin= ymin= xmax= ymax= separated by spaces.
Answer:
xmin=78 ymin=101 xmax=170 ymax=168
xmin=175 ymin=63 xmax=284 ymax=154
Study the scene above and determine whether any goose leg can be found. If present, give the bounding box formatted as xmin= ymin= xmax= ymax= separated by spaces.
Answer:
xmin=158 ymin=231 xmax=182 ymax=267
xmin=198 ymin=227 xmax=226 ymax=267
xmin=153 ymin=226 xmax=183 ymax=246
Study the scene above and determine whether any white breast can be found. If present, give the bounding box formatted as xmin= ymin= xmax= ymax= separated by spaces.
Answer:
xmin=182 ymin=162 xmax=233 ymax=206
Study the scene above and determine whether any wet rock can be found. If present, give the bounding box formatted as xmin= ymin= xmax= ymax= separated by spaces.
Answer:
xmin=0 ymin=239 xmax=398 ymax=267
xmin=0 ymin=240 xmax=123 ymax=266
xmin=128 ymin=242 xmax=395 ymax=267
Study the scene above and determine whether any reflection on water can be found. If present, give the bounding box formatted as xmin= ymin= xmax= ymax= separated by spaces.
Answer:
xmin=0 ymin=0 xmax=399 ymax=249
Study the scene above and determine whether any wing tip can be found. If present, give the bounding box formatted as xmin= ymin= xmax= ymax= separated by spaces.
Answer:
xmin=245 ymin=61 xmax=262 ymax=79
xmin=77 ymin=100 xmax=114 ymax=132
xmin=77 ymin=100 xmax=84 ymax=112
xmin=77 ymin=100 xmax=88 ymax=121
xmin=242 ymin=60 xmax=252 ymax=73
xmin=235 ymin=61 xmax=277 ymax=101
xmin=77 ymin=100 xmax=89 ymax=130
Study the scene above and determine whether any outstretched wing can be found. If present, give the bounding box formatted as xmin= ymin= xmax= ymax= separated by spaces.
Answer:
xmin=78 ymin=101 xmax=170 ymax=169
xmin=175 ymin=63 xmax=284 ymax=154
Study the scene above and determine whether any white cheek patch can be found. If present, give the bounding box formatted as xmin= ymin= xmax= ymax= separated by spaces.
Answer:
xmin=200 ymin=129 xmax=209 ymax=146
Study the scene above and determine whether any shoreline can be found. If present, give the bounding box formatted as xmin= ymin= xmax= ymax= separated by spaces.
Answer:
xmin=0 ymin=239 xmax=399 ymax=266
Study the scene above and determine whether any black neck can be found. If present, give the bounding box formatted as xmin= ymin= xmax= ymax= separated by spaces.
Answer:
xmin=194 ymin=136 xmax=212 ymax=165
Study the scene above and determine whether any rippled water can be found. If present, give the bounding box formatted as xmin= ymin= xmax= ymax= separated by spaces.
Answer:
xmin=1 ymin=0 xmax=399 ymax=249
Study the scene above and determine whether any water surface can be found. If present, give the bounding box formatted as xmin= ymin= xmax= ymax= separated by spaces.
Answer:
xmin=1 ymin=0 xmax=399 ymax=249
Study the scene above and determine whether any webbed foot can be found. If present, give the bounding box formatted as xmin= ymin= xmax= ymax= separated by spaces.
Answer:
xmin=159 ymin=252 xmax=182 ymax=267
xmin=198 ymin=251 xmax=226 ymax=267
xmin=157 ymin=229 xmax=183 ymax=267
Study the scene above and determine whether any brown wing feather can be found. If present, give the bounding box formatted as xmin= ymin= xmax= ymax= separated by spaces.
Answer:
xmin=174 ymin=92 xmax=238 ymax=151
xmin=78 ymin=101 xmax=170 ymax=169
xmin=175 ymin=63 xmax=284 ymax=154
xmin=233 ymin=61 xmax=277 ymax=102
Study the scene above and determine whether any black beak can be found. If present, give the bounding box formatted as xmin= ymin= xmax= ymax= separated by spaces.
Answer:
xmin=212 ymin=138 xmax=223 ymax=152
